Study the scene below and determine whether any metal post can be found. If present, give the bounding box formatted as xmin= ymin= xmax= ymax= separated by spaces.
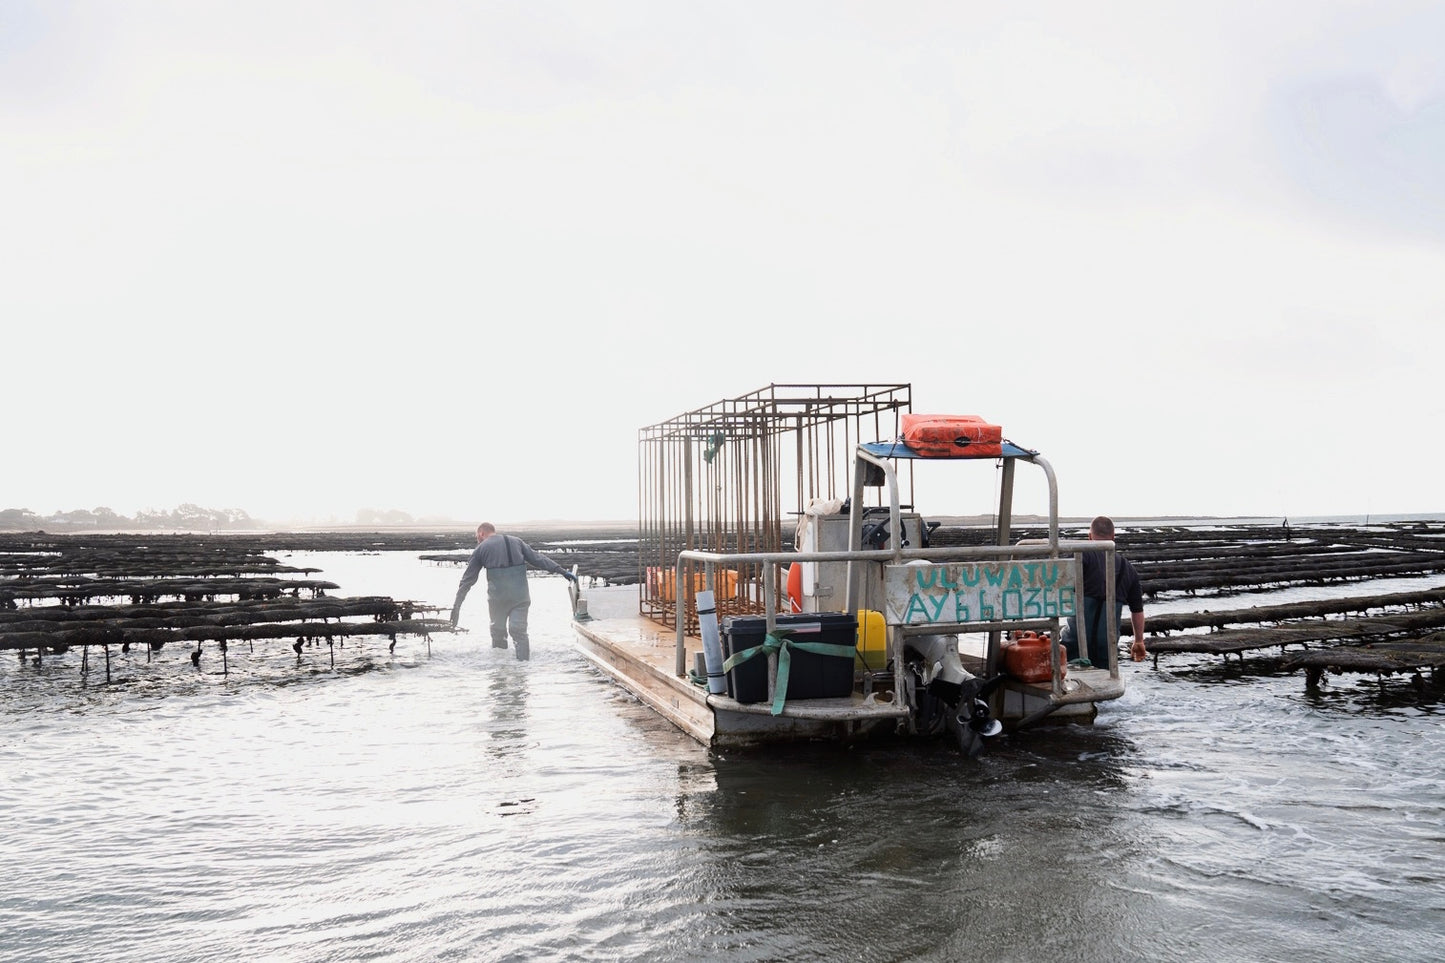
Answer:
xmin=996 ymin=459 xmax=1015 ymax=548
xmin=764 ymin=560 xmax=778 ymax=705
xmin=1073 ymin=552 xmax=1089 ymax=670
xmin=1105 ymin=543 xmax=1118 ymax=677
xmin=988 ymin=458 xmax=1017 ymax=683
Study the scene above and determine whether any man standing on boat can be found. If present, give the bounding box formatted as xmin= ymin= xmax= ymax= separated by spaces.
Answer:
xmin=1061 ymin=515 xmax=1147 ymax=666
xmin=450 ymin=522 xmax=577 ymax=660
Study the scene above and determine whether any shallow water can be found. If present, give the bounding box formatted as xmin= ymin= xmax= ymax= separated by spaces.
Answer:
xmin=2 ymin=552 xmax=1442 ymax=962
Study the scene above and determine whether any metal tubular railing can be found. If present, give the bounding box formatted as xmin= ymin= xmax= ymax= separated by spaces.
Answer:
xmin=674 ymin=537 xmax=1121 ymax=715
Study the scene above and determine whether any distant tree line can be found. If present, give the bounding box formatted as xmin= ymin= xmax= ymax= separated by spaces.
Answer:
xmin=0 ymin=504 xmax=258 ymax=532
xmin=354 ymin=508 xmax=417 ymax=526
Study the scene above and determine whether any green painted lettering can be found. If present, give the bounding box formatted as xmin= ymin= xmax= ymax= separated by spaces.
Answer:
xmin=1024 ymin=587 xmax=1042 ymax=618
xmin=904 ymin=594 xmax=933 ymax=622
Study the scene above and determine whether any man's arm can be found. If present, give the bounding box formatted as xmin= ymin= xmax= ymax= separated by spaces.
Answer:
xmin=518 ymin=539 xmax=568 ymax=577
xmin=1129 ymin=610 xmax=1146 ymax=660
xmin=1121 ymin=558 xmax=1147 ymax=660
xmin=451 ymin=550 xmax=484 ymax=622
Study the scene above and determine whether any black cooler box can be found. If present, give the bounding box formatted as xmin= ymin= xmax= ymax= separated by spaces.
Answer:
xmin=721 ymin=612 xmax=857 ymax=704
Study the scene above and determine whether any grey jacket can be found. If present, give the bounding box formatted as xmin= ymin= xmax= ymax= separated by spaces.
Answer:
xmin=453 ymin=534 xmax=567 ymax=608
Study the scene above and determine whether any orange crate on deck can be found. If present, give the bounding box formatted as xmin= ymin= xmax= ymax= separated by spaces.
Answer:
xmin=646 ymin=566 xmax=739 ymax=602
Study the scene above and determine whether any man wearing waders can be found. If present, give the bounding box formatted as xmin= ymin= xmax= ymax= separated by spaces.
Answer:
xmin=451 ymin=522 xmax=577 ymax=660
xmin=1060 ymin=515 xmax=1147 ymax=667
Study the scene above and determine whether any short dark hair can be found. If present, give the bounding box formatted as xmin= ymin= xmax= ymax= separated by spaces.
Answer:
xmin=1090 ymin=516 xmax=1115 ymax=539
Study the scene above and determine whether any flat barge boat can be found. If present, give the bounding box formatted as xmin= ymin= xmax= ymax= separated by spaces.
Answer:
xmin=571 ymin=384 xmax=1127 ymax=754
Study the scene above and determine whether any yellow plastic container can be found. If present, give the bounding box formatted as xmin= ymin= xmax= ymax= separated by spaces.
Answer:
xmin=855 ymin=609 xmax=887 ymax=670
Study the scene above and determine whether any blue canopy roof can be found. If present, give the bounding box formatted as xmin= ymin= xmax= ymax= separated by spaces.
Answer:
xmin=860 ymin=440 xmax=1038 ymax=460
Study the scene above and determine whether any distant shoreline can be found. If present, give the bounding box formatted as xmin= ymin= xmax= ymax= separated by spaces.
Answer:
xmin=2 ymin=511 xmax=1442 ymax=538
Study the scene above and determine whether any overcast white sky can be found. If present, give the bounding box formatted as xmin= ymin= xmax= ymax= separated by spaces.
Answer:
xmin=3 ymin=1 xmax=1443 ymax=525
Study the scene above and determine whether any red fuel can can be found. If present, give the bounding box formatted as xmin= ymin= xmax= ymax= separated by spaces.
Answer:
xmin=1003 ymin=630 xmax=1065 ymax=683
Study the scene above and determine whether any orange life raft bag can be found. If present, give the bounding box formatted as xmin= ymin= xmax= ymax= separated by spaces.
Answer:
xmin=900 ymin=413 xmax=1003 ymax=458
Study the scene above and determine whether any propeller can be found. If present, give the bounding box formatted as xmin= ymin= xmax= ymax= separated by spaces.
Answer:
xmin=955 ymin=674 xmax=1006 ymax=737
xmin=960 ymin=697 xmax=1003 ymax=737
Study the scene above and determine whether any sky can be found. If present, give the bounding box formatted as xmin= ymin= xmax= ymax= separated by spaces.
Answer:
xmin=3 ymin=1 xmax=1443 ymax=525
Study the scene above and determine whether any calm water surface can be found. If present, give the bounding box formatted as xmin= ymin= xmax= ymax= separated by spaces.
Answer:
xmin=2 ymin=552 xmax=1442 ymax=962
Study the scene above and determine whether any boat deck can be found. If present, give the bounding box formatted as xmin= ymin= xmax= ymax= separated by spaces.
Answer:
xmin=571 ymin=586 xmax=1123 ymax=747
xmin=572 ymin=589 xmax=908 ymax=747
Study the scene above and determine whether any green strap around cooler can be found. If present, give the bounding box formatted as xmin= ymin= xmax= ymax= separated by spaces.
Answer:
xmin=720 ymin=631 xmax=858 ymax=716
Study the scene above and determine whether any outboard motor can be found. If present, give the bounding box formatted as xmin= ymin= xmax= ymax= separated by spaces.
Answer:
xmin=906 ymin=634 xmax=1004 ymax=757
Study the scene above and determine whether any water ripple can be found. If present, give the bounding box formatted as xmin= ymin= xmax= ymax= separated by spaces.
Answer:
xmin=4 ymin=553 xmax=1444 ymax=962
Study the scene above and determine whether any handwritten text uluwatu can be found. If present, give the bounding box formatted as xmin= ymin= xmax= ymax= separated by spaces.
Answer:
xmin=888 ymin=560 xmax=1077 ymax=625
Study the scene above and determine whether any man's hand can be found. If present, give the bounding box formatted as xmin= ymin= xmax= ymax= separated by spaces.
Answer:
xmin=563 ymin=571 xmax=579 ymax=583
xmin=1130 ymin=638 xmax=1147 ymax=662
xmin=449 ymin=606 xmax=460 ymax=626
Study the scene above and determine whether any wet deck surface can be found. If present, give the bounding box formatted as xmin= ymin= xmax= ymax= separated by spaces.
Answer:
xmin=574 ymin=585 xmax=915 ymax=745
